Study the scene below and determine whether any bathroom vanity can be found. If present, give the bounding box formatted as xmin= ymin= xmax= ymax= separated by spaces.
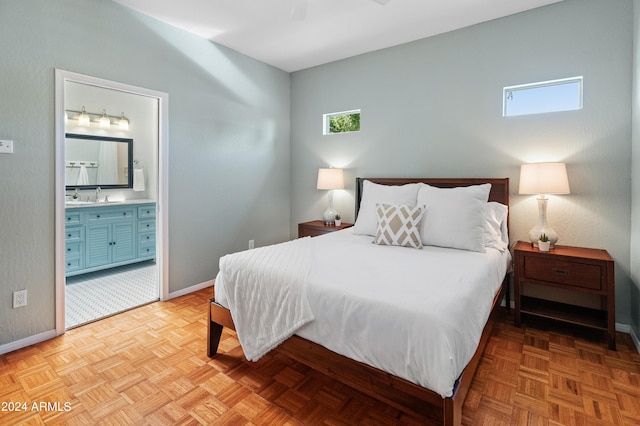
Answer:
xmin=65 ymin=200 xmax=156 ymax=277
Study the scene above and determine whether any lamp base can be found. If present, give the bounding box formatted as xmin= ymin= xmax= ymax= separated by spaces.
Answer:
xmin=528 ymin=225 xmax=558 ymax=248
xmin=322 ymin=189 xmax=339 ymax=225
xmin=323 ymin=207 xmax=338 ymax=225
xmin=528 ymin=197 xmax=559 ymax=248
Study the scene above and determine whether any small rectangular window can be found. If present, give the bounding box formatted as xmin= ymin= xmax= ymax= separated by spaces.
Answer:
xmin=323 ymin=109 xmax=360 ymax=135
xmin=503 ymin=77 xmax=583 ymax=117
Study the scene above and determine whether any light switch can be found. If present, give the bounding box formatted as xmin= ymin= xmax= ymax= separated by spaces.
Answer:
xmin=0 ymin=140 xmax=14 ymax=154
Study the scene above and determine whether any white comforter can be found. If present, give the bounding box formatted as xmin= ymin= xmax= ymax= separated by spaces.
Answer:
xmin=219 ymin=236 xmax=314 ymax=361
xmin=215 ymin=228 xmax=510 ymax=398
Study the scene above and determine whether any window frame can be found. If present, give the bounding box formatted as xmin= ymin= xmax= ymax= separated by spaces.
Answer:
xmin=503 ymin=76 xmax=583 ymax=117
xmin=323 ymin=109 xmax=361 ymax=135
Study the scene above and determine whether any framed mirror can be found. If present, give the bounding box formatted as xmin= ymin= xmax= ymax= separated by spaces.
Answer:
xmin=65 ymin=133 xmax=133 ymax=189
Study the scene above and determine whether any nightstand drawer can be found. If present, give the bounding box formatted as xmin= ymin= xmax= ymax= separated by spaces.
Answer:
xmin=524 ymin=257 xmax=602 ymax=290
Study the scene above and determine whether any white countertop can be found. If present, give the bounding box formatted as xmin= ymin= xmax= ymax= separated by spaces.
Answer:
xmin=65 ymin=198 xmax=156 ymax=209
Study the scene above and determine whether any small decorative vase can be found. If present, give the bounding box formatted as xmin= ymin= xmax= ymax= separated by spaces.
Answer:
xmin=538 ymin=241 xmax=551 ymax=252
xmin=335 ymin=219 xmax=342 ymax=227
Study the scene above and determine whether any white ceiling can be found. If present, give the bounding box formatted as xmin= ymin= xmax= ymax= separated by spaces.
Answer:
xmin=113 ymin=0 xmax=563 ymax=72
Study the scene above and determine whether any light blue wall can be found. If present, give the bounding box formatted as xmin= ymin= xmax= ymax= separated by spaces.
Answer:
xmin=291 ymin=0 xmax=635 ymax=325
xmin=0 ymin=0 xmax=290 ymax=345
xmin=632 ymin=0 xmax=640 ymax=338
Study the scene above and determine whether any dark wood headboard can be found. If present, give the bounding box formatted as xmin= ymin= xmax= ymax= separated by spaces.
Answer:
xmin=355 ymin=177 xmax=510 ymax=219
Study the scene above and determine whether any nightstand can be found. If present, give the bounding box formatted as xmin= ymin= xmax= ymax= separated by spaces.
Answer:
xmin=298 ymin=220 xmax=353 ymax=238
xmin=513 ymin=241 xmax=615 ymax=350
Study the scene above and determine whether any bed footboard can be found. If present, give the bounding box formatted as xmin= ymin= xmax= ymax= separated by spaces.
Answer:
xmin=206 ymin=278 xmax=508 ymax=425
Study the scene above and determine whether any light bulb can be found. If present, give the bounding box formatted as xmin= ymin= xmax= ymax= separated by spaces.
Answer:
xmin=99 ymin=109 xmax=110 ymax=128
xmin=119 ymin=113 xmax=129 ymax=130
xmin=78 ymin=106 xmax=90 ymax=127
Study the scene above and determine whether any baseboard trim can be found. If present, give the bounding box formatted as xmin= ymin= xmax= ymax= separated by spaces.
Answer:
xmin=0 ymin=330 xmax=58 ymax=355
xmin=616 ymin=323 xmax=640 ymax=353
xmin=167 ymin=279 xmax=213 ymax=300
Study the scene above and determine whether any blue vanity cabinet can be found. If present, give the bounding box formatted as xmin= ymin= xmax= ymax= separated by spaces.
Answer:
xmin=65 ymin=202 xmax=156 ymax=276
xmin=64 ymin=210 xmax=85 ymax=274
xmin=137 ymin=205 xmax=156 ymax=259
xmin=85 ymin=219 xmax=136 ymax=269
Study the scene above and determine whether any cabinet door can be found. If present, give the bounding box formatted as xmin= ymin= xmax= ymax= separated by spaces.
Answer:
xmin=113 ymin=222 xmax=136 ymax=263
xmin=86 ymin=223 xmax=112 ymax=268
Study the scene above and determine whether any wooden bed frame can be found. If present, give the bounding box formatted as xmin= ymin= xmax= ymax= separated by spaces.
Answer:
xmin=208 ymin=177 xmax=510 ymax=426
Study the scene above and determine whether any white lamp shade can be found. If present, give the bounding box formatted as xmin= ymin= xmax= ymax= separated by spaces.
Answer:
xmin=317 ymin=168 xmax=344 ymax=190
xmin=519 ymin=162 xmax=570 ymax=195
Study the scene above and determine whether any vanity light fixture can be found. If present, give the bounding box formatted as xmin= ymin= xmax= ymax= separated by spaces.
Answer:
xmin=119 ymin=113 xmax=129 ymax=130
xmin=64 ymin=107 xmax=130 ymax=130
xmin=98 ymin=109 xmax=111 ymax=128
xmin=78 ymin=107 xmax=91 ymax=127
xmin=519 ymin=162 xmax=570 ymax=248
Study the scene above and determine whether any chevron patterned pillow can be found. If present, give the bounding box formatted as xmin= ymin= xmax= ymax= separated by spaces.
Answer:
xmin=373 ymin=204 xmax=425 ymax=249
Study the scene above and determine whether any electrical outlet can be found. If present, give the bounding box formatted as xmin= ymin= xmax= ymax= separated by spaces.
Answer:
xmin=249 ymin=239 xmax=255 ymax=249
xmin=0 ymin=140 xmax=14 ymax=154
xmin=13 ymin=290 xmax=27 ymax=308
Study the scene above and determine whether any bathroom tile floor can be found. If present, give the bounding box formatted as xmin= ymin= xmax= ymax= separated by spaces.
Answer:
xmin=65 ymin=260 xmax=159 ymax=329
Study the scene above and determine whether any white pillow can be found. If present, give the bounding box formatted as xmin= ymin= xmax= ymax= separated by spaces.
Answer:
xmin=484 ymin=202 xmax=509 ymax=252
xmin=417 ymin=183 xmax=491 ymax=252
xmin=372 ymin=204 xmax=425 ymax=249
xmin=353 ymin=181 xmax=420 ymax=236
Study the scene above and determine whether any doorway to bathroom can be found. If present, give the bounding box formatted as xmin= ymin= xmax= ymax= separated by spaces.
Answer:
xmin=54 ymin=70 xmax=169 ymax=333
xmin=65 ymin=261 xmax=158 ymax=328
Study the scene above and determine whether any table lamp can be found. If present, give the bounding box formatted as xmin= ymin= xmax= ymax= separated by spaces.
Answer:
xmin=519 ymin=162 xmax=570 ymax=248
xmin=317 ymin=168 xmax=344 ymax=225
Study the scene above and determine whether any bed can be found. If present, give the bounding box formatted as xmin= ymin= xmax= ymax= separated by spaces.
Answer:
xmin=208 ymin=177 xmax=510 ymax=425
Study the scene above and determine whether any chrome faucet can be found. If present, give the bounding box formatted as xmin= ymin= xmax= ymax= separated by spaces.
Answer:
xmin=95 ymin=186 xmax=101 ymax=202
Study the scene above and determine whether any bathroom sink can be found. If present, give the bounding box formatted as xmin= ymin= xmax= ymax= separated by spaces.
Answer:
xmin=65 ymin=200 xmax=123 ymax=206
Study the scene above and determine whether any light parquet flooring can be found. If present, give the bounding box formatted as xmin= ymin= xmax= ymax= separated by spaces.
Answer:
xmin=1 ymin=287 xmax=639 ymax=425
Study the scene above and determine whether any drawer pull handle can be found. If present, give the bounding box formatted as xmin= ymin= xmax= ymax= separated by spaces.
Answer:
xmin=552 ymin=268 xmax=569 ymax=276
